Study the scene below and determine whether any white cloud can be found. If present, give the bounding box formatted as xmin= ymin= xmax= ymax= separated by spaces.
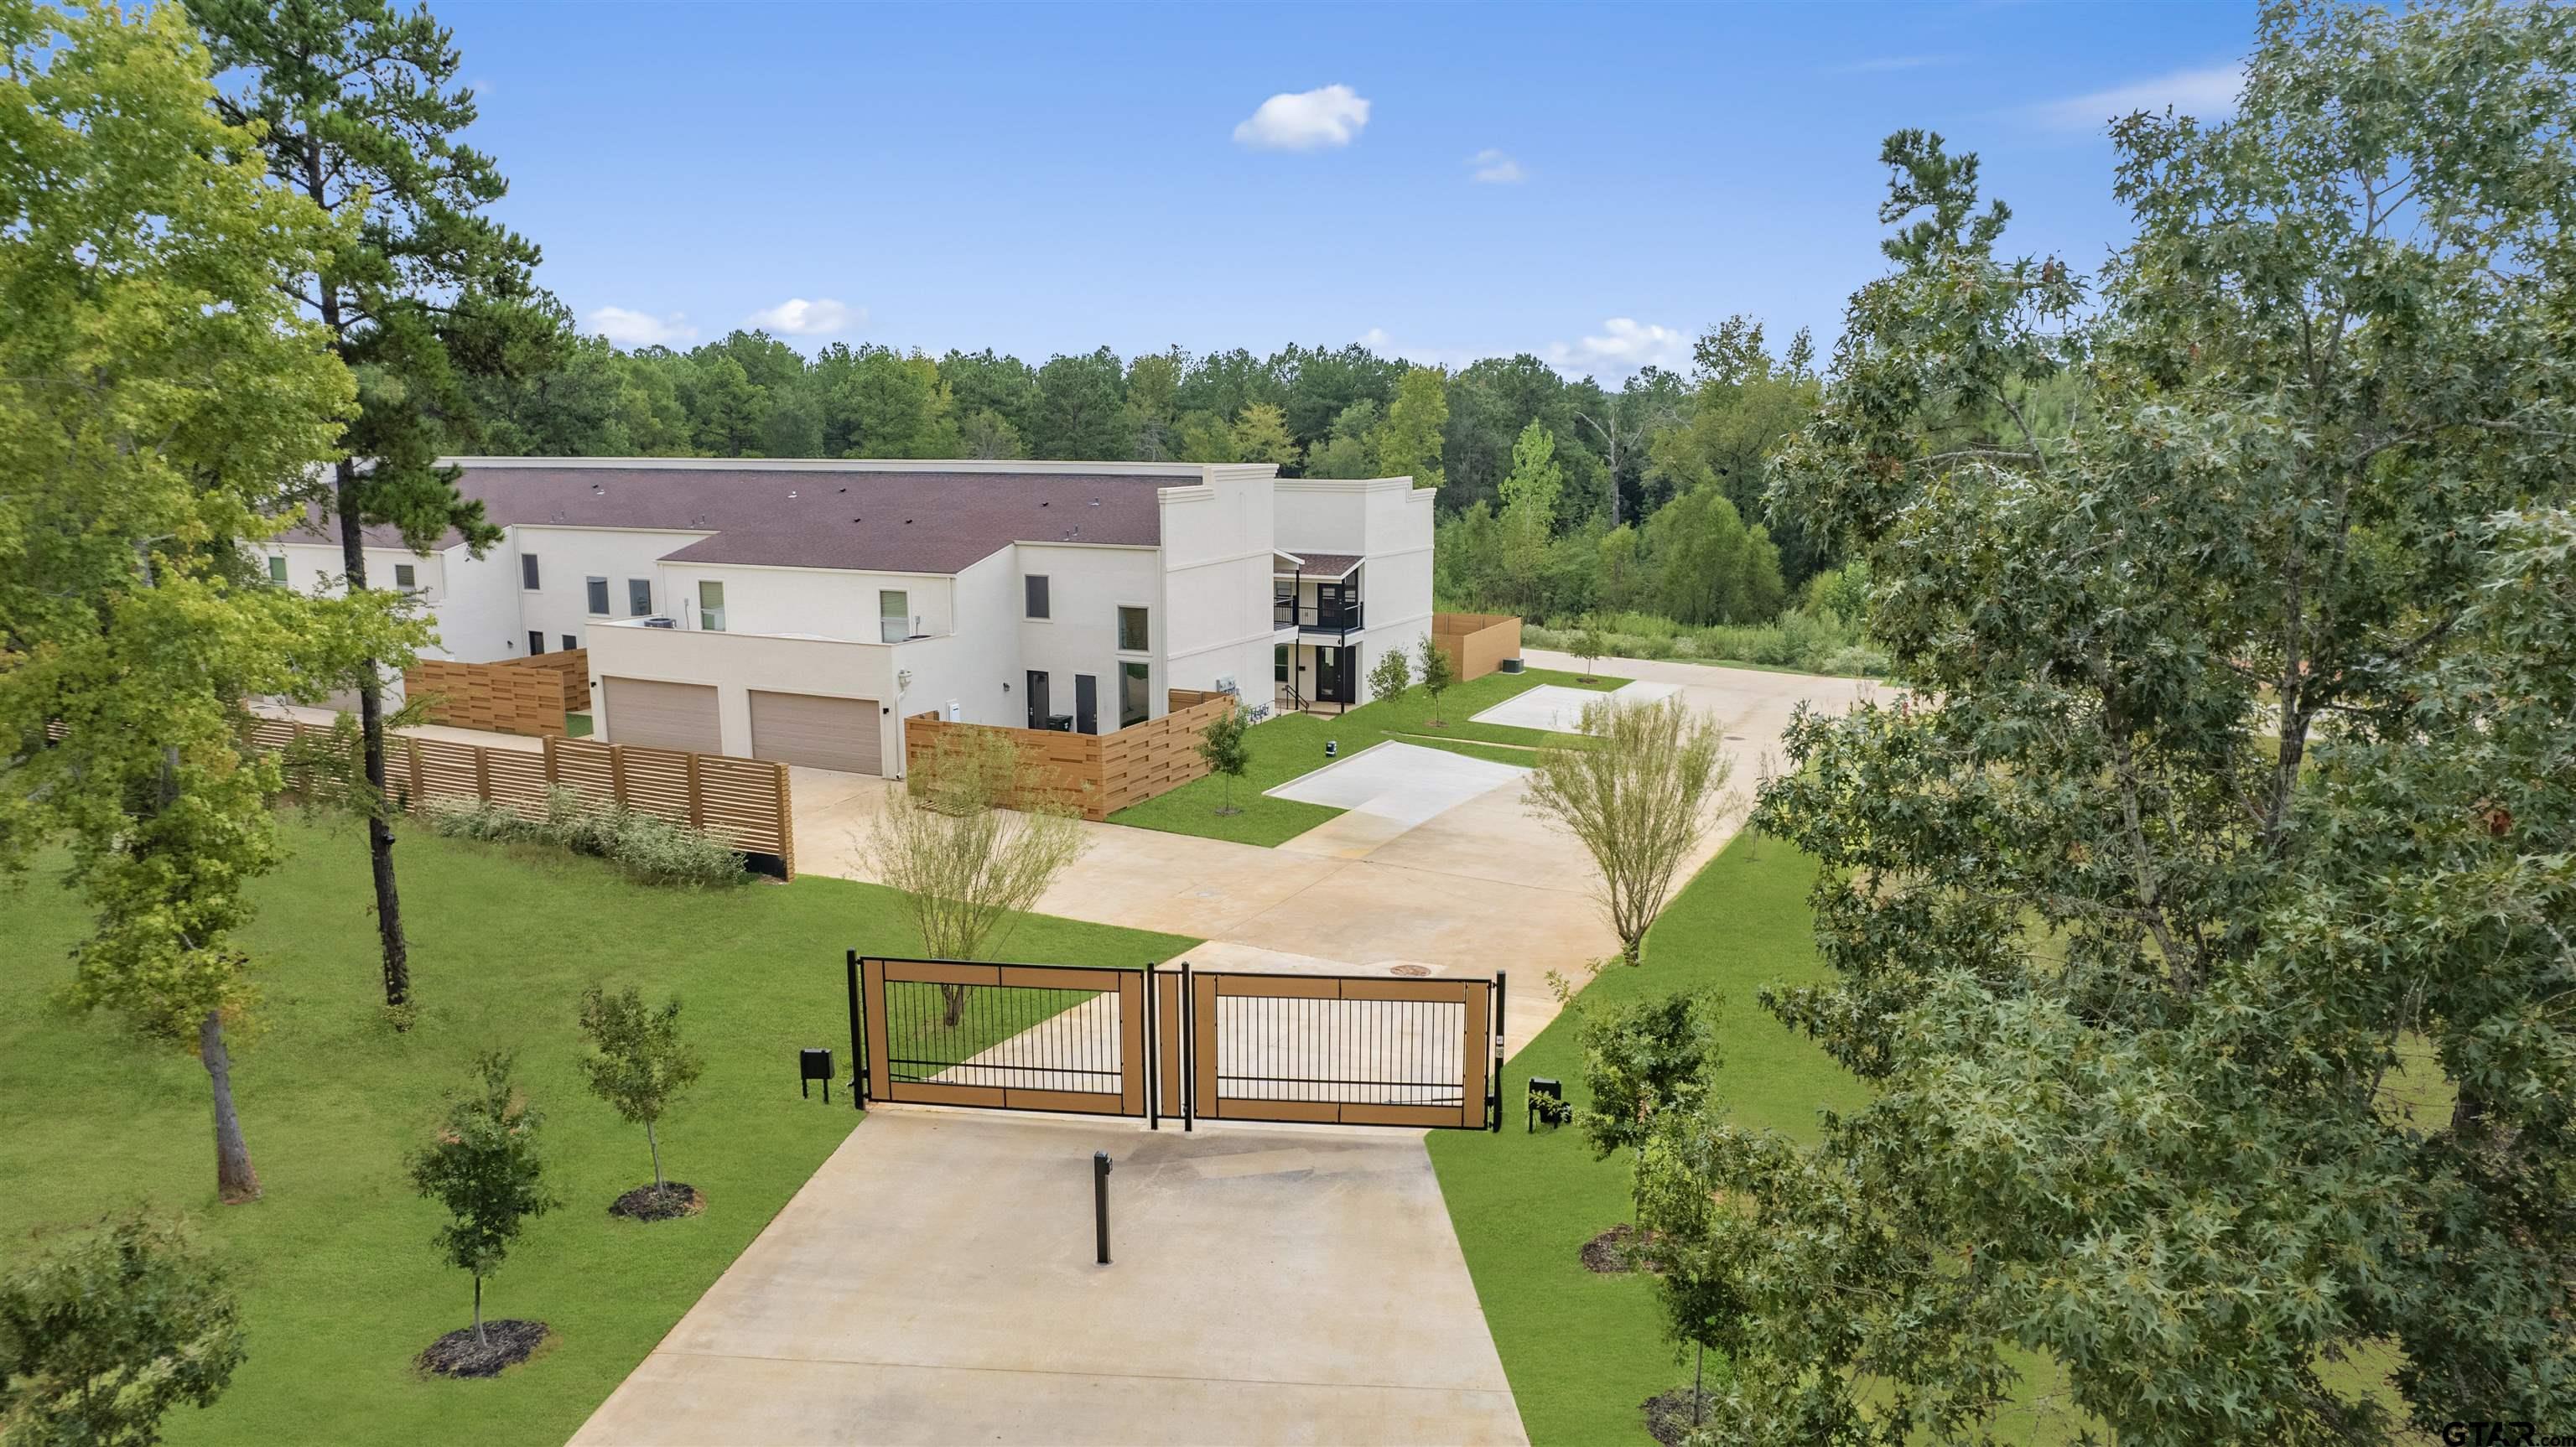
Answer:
xmin=586 ymin=306 xmax=697 ymax=348
xmin=2030 ymin=62 xmax=2244 ymax=132
xmin=1545 ymin=319 xmax=1690 ymax=378
xmin=1232 ymin=84 xmax=1371 ymax=151
xmin=1469 ymin=148 xmax=1525 ymax=184
xmin=745 ymin=298 xmax=864 ymax=336
xmin=1357 ymin=327 xmax=1394 ymax=350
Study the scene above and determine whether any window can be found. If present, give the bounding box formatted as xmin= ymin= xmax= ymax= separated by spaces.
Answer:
xmin=1119 ymin=661 xmax=1150 ymax=728
xmin=584 ymin=577 xmax=610 ymax=615
xmin=698 ymin=580 xmax=726 ymax=632
xmin=628 ymin=578 xmax=652 ymax=616
xmin=521 ymin=553 xmax=540 ymax=589
xmin=562 ymin=634 xmax=578 ymax=652
xmin=880 ymin=589 xmax=909 ymax=644
xmin=527 ymin=630 xmax=545 ymax=655
xmin=1024 ymin=574 xmax=1050 ymax=620
xmin=1117 ymin=605 xmax=1149 ymax=652
xmin=393 ymin=563 xmax=416 ymax=591
xmin=267 ymin=555 xmax=288 ymax=584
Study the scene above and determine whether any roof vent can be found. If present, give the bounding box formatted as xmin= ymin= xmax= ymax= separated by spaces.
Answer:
xmin=787 ymin=490 xmax=797 ymax=499
xmin=1040 ymin=500 xmax=1050 ymax=506
xmin=590 ymin=482 xmax=604 ymax=495
xmin=904 ymin=518 xmax=913 ymax=525
xmin=1089 ymin=498 xmax=1101 ymax=506
xmin=838 ymin=486 xmax=847 ymax=493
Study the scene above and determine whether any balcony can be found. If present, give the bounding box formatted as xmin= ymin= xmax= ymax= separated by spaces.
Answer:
xmin=1273 ymin=597 xmax=1364 ymax=638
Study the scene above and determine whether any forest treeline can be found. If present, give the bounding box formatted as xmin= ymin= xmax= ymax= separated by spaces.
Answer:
xmin=460 ymin=314 xmax=1869 ymax=664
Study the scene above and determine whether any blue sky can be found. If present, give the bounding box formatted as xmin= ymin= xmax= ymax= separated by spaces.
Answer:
xmin=443 ymin=0 xmax=2257 ymax=379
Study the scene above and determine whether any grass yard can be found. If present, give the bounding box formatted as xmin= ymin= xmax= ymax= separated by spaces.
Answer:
xmin=1109 ymin=666 xmax=1624 ymax=847
xmin=0 ymin=815 xmax=1194 ymax=1447
xmin=1426 ymin=830 xmax=1870 ymax=1446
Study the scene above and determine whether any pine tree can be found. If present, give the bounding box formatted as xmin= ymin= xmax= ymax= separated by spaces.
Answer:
xmin=197 ymin=0 xmax=561 ymax=1016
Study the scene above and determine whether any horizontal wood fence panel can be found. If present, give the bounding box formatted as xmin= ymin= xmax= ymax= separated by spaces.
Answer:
xmin=402 ymin=650 xmax=586 ymax=736
xmin=250 ymin=716 xmax=791 ymax=877
xmin=903 ymin=689 xmax=1236 ymax=821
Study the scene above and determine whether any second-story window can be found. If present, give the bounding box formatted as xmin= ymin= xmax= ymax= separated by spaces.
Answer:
xmin=880 ymin=589 xmax=909 ymax=643
xmin=1025 ymin=574 xmax=1049 ymax=620
xmin=698 ymin=579 xmax=725 ymax=632
xmin=628 ymin=578 xmax=652 ymax=616
xmin=521 ymin=553 xmax=540 ymax=589
xmin=267 ymin=555 xmax=288 ymax=584
xmin=585 ymin=577 xmax=610 ymax=615
xmin=1117 ymin=604 xmax=1149 ymax=652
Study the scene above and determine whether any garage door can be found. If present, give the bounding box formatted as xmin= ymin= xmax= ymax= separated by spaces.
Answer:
xmin=602 ymin=677 xmax=720 ymax=755
xmin=749 ymin=690 xmax=881 ymax=775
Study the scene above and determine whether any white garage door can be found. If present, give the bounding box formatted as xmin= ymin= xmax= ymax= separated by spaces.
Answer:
xmin=603 ymin=677 xmax=720 ymax=755
xmin=749 ymin=691 xmax=881 ymax=775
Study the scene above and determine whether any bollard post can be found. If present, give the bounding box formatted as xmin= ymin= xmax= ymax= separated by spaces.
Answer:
xmin=1093 ymin=1151 xmax=1112 ymax=1265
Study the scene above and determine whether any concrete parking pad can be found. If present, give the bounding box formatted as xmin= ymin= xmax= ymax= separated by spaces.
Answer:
xmin=569 ymin=1108 xmax=1525 ymax=1447
xmin=1467 ymin=679 xmax=1680 ymax=734
xmin=1266 ymin=741 xmax=1526 ymax=824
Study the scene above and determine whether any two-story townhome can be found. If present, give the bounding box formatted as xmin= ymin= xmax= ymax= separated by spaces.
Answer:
xmin=262 ymin=458 xmax=1434 ymax=777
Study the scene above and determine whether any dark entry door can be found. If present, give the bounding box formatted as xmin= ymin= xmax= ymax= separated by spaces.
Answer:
xmin=1026 ymin=671 xmax=1050 ymax=729
xmin=1316 ymin=580 xmax=1354 ymax=630
xmin=1074 ymin=674 xmax=1098 ymax=734
xmin=1314 ymin=646 xmax=1354 ymax=704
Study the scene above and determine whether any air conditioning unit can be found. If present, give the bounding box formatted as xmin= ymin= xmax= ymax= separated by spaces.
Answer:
xmin=1214 ymin=674 xmax=1238 ymax=695
xmin=944 ymin=701 xmax=962 ymax=722
xmin=641 ymin=615 xmax=678 ymax=630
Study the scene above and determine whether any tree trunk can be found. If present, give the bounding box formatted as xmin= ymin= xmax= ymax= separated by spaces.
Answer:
xmin=199 ymin=1010 xmax=261 ymax=1204
xmin=646 ymin=1117 xmax=664 ymax=1190
xmin=335 ymin=460 xmax=411 ymax=1016
xmin=473 ymin=1274 xmax=484 ymax=1346
xmin=941 ymin=982 xmax=966 ymax=1028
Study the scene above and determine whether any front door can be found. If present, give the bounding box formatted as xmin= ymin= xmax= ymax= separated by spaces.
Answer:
xmin=1316 ymin=580 xmax=1353 ymax=630
xmin=1313 ymin=646 xmax=1354 ymax=704
xmin=1026 ymin=671 xmax=1050 ymax=730
xmin=1074 ymin=674 xmax=1098 ymax=734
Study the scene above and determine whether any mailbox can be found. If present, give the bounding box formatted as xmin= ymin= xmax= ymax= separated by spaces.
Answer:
xmin=1527 ymin=1076 xmax=1568 ymax=1133
xmin=799 ymin=1047 xmax=834 ymax=1102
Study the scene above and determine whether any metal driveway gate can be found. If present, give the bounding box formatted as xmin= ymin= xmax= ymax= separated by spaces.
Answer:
xmin=849 ymin=955 xmax=1501 ymax=1132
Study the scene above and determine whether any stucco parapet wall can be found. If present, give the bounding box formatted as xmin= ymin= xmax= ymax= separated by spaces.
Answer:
xmin=440 ymin=455 xmax=1274 ymax=480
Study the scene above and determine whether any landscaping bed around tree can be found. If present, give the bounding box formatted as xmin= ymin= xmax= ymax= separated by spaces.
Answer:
xmin=0 ymin=815 xmax=1194 ymax=1447
xmin=1108 ymin=667 xmax=1623 ymax=848
xmin=1425 ymin=832 xmax=1869 ymax=1446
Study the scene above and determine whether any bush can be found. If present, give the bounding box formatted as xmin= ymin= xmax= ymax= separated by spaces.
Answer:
xmin=1527 ymin=605 xmax=1888 ymax=677
xmin=427 ymin=788 xmax=746 ymax=887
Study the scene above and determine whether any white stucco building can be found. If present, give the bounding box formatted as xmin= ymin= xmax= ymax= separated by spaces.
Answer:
xmin=265 ymin=458 xmax=1435 ymax=776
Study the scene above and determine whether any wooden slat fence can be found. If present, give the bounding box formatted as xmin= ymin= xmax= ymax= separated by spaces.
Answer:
xmin=402 ymin=650 xmax=590 ymax=737
xmin=901 ymin=688 xmax=1237 ymax=822
xmin=250 ymin=716 xmax=792 ymax=876
xmin=1432 ymin=613 xmax=1521 ymax=682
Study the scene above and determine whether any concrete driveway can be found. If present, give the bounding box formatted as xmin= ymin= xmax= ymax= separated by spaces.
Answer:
xmin=795 ymin=656 xmax=1874 ymax=1055
xmin=569 ymin=1108 xmax=1524 ymax=1447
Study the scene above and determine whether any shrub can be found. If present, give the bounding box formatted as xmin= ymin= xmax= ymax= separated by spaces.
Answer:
xmin=427 ymin=788 xmax=746 ymax=887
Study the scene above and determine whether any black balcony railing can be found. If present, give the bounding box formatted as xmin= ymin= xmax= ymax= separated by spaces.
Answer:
xmin=1273 ymin=599 xmax=1364 ymax=633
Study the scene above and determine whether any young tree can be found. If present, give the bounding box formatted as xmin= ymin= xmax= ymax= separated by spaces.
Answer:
xmin=1573 ymin=616 xmax=1609 ymax=682
xmin=1496 ymin=420 xmax=1565 ymax=613
xmin=1525 ymin=698 xmax=1730 ymax=964
xmin=576 ymin=985 xmax=704 ymax=1198
xmin=0 ymin=0 xmax=417 ymax=1203
xmin=409 ymin=1052 xmax=557 ymax=1347
xmin=198 ymin=0 xmax=558 ymax=1017
xmin=1712 ymin=7 xmax=2576 ymax=1441
xmin=0 ymin=1213 xmax=246 ymax=1444
xmin=1575 ymin=992 xmax=1717 ymax=1168
xmin=1194 ymin=706 xmax=1252 ymax=817
xmin=1414 ymin=633 xmax=1457 ymax=726
xmin=1366 ymin=645 xmax=1412 ymax=706
xmin=863 ymin=730 xmax=1091 ymax=1024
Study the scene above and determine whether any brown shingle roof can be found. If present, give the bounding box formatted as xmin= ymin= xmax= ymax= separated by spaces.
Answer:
xmin=315 ymin=464 xmax=1174 ymax=573
xmin=1274 ymin=551 xmax=1362 ymax=579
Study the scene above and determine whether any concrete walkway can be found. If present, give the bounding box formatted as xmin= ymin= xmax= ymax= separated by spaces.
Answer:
xmin=569 ymin=1109 xmax=1525 ymax=1447
xmin=793 ymin=656 xmax=1876 ymax=1057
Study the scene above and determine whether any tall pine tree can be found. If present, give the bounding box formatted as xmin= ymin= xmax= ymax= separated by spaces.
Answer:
xmin=198 ymin=0 xmax=560 ymax=1014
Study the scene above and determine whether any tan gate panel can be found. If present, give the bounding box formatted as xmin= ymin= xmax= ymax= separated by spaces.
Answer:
xmin=1460 ymin=981 xmax=1492 ymax=1132
xmin=1118 ymin=975 xmax=1146 ymax=1118
xmin=1156 ymin=973 xmax=1186 ymax=1119
xmin=858 ymin=957 xmax=1145 ymax=1118
xmin=749 ymin=690 xmax=880 ymax=775
xmin=603 ymin=677 xmax=719 ymax=755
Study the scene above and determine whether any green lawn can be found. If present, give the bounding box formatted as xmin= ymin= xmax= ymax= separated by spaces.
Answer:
xmin=0 ymin=816 xmax=1194 ymax=1447
xmin=1109 ymin=667 xmax=1624 ymax=847
xmin=1426 ymin=831 xmax=1870 ymax=1446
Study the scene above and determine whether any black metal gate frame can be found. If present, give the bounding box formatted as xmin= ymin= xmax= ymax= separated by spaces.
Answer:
xmin=847 ymin=953 xmax=1504 ymax=1133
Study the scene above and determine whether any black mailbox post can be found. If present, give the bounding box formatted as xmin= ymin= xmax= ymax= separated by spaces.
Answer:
xmin=800 ymin=1047 xmax=834 ymax=1102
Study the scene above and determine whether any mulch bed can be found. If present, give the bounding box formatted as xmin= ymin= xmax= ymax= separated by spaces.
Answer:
xmin=610 ymin=1182 xmax=705 ymax=1221
xmin=418 ymin=1320 xmax=549 ymax=1378
xmin=1581 ymin=1222 xmax=1667 ymax=1274
xmin=1640 ymin=1387 xmax=1720 ymax=1446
